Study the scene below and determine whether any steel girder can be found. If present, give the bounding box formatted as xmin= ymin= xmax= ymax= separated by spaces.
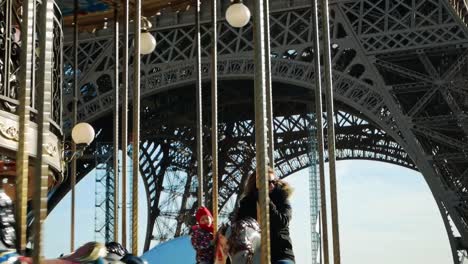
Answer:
xmin=55 ymin=0 xmax=468 ymax=261
xmin=339 ymin=2 xmax=468 ymax=262
xmin=341 ymin=0 xmax=468 ymax=54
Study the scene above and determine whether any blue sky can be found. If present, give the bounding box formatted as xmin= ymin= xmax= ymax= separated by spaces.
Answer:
xmin=44 ymin=160 xmax=452 ymax=264
xmin=286 ymin=160 xmax=452 ymax=264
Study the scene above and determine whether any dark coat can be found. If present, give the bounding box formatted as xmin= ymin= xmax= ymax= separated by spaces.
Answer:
xmin=234 ymin=181 xmax=295 ymax=262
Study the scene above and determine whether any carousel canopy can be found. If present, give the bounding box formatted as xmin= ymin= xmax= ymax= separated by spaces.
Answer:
xmin=59 ymin=0 xmax=194 ymax=30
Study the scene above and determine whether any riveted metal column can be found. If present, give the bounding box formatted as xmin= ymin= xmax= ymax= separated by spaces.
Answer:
xmin=195 ymin=0 xmax=204 ymax=206
xmin=33 ymin=0 xmax=55 ymax=260
xmin=321 ymin=0 xmax=341 ymax=263
xmin=131 ymin=0 xmax=141 ymax=254
xmin=264 ymin=0 xmax=274 ymax=167
xmin=113 ymin=3 xmax=120 ymax=243
xmin=211 ymin=0 xmax=218 ymax=234
xmin=70 ymin=0 xmax=78 ymax=251
xmin=121 ymin=0 xmax=129 ymax=248
xmin=311 ymin=0 xmax=329 ymax=263
xmin=16 ymin=0 xmax=35 ymax=253
xmin=253 ymin=0 xmax=271 ymax=262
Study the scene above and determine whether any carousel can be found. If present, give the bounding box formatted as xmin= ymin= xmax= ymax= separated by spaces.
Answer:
xmin=0 ymin=0 xmax=341 ymax=263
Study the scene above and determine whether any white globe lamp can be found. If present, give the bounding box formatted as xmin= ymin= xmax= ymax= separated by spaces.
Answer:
xmin=140 ymin=31 xmax=157 ymax=55
xmin=71 ymin=122 xmax=95 ymax=146
xmin=226 ymin=2 xmax=251 ymax=28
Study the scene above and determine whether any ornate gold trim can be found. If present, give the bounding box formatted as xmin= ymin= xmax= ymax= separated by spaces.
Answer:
xmin=0 ymin=123 xmax=19 ymax=141
xmin=44 ymin=143 xmax=58 ymax=157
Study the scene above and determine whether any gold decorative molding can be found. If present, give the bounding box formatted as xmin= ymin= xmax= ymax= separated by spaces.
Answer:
xmin=0 ymin=122 xmax=19 ymax=141
xmin=0 ymin=115 xmax=62 ymax=172
xmin=44 ymin=143 xmax=58 ymax=157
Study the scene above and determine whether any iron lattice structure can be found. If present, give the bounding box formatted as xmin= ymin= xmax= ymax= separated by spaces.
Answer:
xmin=46 ymin=0 xmax=468 ymax=262
xmin=94 ymin=143 xmax=116 ymax=242
xmin=307 ymin=121 xmax=320 ymax=264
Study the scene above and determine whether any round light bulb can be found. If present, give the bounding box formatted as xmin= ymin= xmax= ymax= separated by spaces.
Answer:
xmin=71 ymin=122 xmax=95 ymax=145
xmin=140 ymin=31 xmax=156 ymax=55
xmin=226 ymin=3 xmax=251 ymax=28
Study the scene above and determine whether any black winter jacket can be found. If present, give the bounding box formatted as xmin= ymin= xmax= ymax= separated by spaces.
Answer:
xmin=234 ymin=182 xmax=295 ymax=262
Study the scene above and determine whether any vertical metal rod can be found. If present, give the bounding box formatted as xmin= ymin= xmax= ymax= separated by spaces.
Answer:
xmin=121 ymin=0 xmax=129 ymax=249
xmin=16 ymin=0 xmax=35 ymax=253
xmin=195 ymin=0 xmax=204 ymax=206
xmin=311 ymin=0 xmax=329 ymax=263
xmin=264 ymin=0 xmax=274 ymax=167
xmin=3 ymin=0 xmax=11 ymax=97
xmin=253 ymin=0 xmax=271 ymax=262
xmin=58 ymin=10 xmax=63 ymax=136
xmin=113 ymin=3 xmax=120 ymax=243
xmin=210 ymin=0 xmax=218 ymax=234
xmin=320 ymin=0 xmax=341 ymax=263
xmin=33 ymin=0 xmax=54 ymax=260
xmin=70 ymin=0 xmax=78 ymax=252
xmin=31 ymin=7 xmax=37 ymax=111
xmin=132 ymin=0 xmax=141 ymax=254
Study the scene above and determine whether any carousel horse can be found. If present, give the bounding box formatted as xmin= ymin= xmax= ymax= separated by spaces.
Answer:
xmin=104 ymin=242 xmax=146 ymax=264
xmin=119 ymin=254 xmax=145 ymax=264
xmin=0 ymin=249 xmax=20 ymax=264
xmin=13 ymin=242 xmax=107 ymax=264
xmin=104 ymin=242 xmax=127 ymax=263
xmin=215 ymin=217 xmax=261 ymax=264
xmin=0 ymin=183 xmax=108 ymax=264
xmin=0 ymin=189 xmax=136 ymax=264
xmin=0 ymin=184 xmax=16 ymax=251
xmin=56 ymin=242 xmax=108 ymax=263
xmin=11 ymin=241 xmax=145 ymax=264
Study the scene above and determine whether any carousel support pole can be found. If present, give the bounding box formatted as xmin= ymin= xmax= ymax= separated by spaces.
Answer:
xmin=113 ymin=2 xmax=120 ymax=243
xmin=311 ymin=0 xmax=329 ymax=263
xmin=3 ymin=0 xmax=11 ymax=97
xmin=70 ymin=0 xmax=79 ymax=251
xmin=16 ymin=0 xmax=35 ymax=254
xmin=195 ymin=0 xmax=204 ymax=206
xmin=253 ymin=0 xmax=271 ymax=262
xmin=210 ymin=0 xmax=218 ymax=234
xmin=320 ymin=0 xmax=341 ymax=263
xmin=264 ymin=0 xmax=274 ymax=167
xmin=131 ymin=0 xmax=141 ymax=254
xmin=33 ymin=0 xmax=54 ymax=260
xmin=121 ymin=0 xmax=129 ymax=249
